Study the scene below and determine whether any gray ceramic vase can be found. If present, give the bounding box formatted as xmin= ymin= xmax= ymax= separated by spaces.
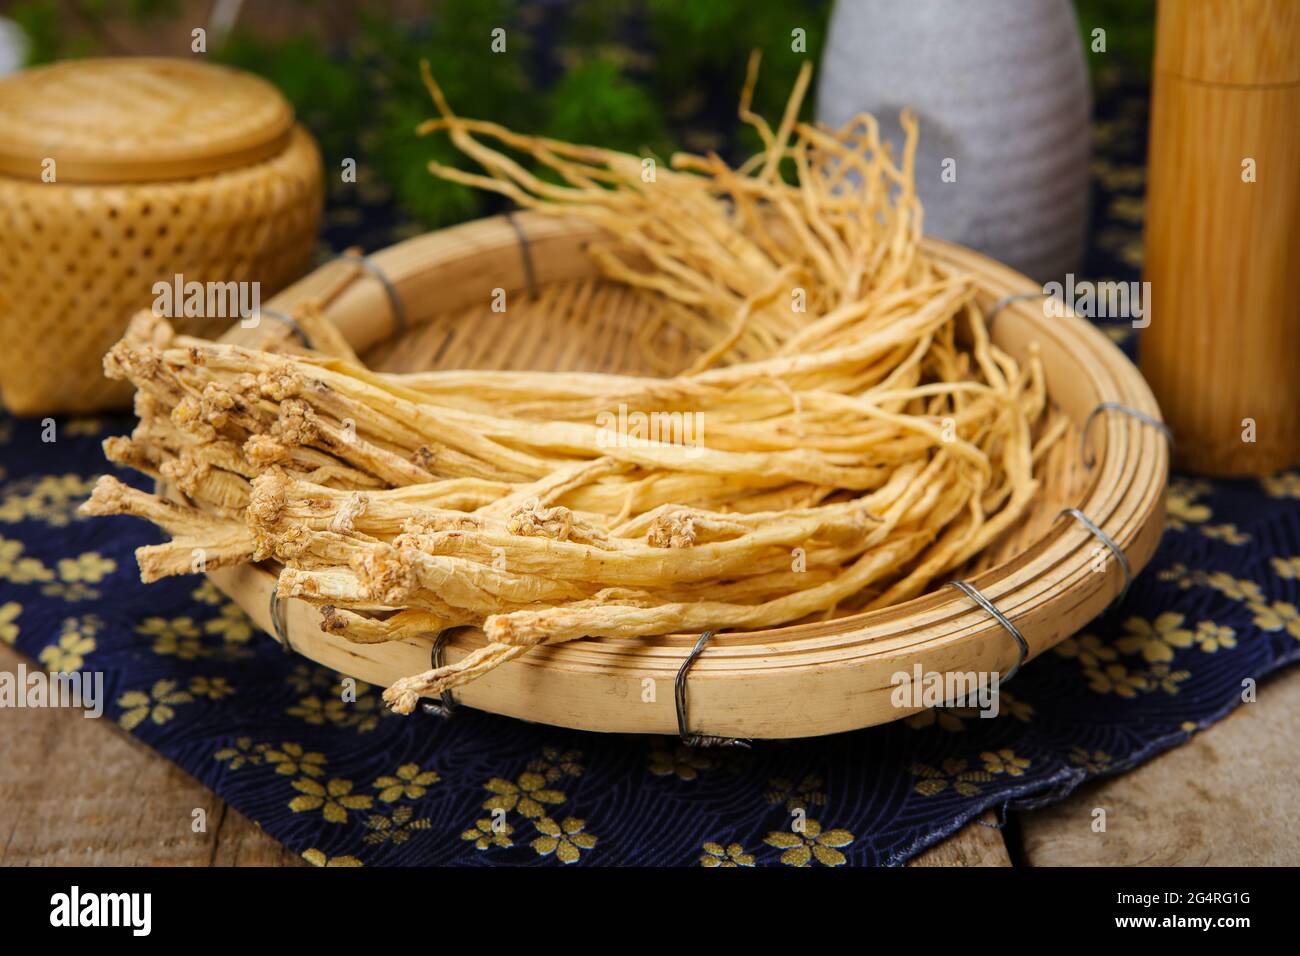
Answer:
xmin=817 ymin=0 xmax=1091 ymax=284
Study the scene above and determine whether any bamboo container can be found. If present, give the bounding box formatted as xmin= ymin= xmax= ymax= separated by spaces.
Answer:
xmin=167 ymin=213 xmax=1167 ymax=740
xmin=1140 ymin=0 xmax=1300 ymax=475
xmin=0 ymin=58 xmax=323 ymax=415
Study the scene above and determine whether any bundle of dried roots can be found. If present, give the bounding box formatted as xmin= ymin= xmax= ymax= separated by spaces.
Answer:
xmin=83 ymin=56 xmax=1064 ymax=714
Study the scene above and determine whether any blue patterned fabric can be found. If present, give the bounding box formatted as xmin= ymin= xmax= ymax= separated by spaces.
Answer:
xmin=2 ymin=75 xmax=1298 ymax=867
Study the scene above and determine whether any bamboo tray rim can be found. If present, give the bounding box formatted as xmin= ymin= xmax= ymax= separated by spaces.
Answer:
xmin=201 ymin=212 xmax=1168 ymax=739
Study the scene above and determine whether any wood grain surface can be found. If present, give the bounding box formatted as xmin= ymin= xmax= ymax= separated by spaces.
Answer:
xmin=1018 ymin=665 xmax=1300 ymax=867
xmin=0 ymin=643 xmax=300 ymax=867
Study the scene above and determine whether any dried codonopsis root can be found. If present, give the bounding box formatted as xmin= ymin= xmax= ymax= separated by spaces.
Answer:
xmin=80 ymin=476 xmax=255 ymax=581
xmin=87 ymin=56 xmax=1059 ymax=719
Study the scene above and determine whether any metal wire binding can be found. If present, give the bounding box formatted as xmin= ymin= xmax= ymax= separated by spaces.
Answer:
xmin=505 ymin=211 xmax=538 ymax=298
xmin=1081 ymin=401 xmax=1173 ymax=468
xmin=674 ymin=631 xmax=750 ymax=749
xmin=420 ymin=629 xmax=456 ymax=718
xmin=1058 ymin=507 xmax=1133 ymax=607
xmin=268 ymin=589 xmax=294 ymax=656
xmin=337 ymin=251 xmax=407 ymax=334
xmin=256 ymin=308 xmax=313 ymax=349
xmin=945 ymin=580 xmax=1029 ymax=683
xmin=986 ymin=290 xmax=1050 ymax=329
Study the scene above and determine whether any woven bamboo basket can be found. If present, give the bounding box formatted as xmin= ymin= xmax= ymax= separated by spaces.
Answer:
xmin=198 ymin=212 xmax=1167 ymax=739
xmin=0 ymin=58 xmax=322 ymax=415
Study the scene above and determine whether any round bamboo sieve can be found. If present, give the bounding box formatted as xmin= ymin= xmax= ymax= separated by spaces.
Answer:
xmin=200 ymin=212 xmax=1167 ymax=739
xmin=0 ymin=58 xmax=322 ymax=415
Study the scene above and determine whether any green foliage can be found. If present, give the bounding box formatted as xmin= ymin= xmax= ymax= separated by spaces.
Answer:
xmin=1074 ymin=0 xmax=1157 ymax=78
xmin=543 ymin=58 xmax=670 ymax=157
xmin=646 ymin=0 xmax=830 ymax=114
xmin=4 ymin=0 xmax=832 ymax=228
xmin=8 ymin=0 xmax=90 ymax=64
xmin=217 ymin=33 xmax=367 ymax=165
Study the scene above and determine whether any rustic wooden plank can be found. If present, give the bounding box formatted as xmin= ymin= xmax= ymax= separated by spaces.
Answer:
xmin=209 ymin=807 xmax=303 ymax=867
xmin=908 ymin=812 xmax=1012 ymax=867
xmin=0 ymin=643 xmax=297 ymax=866
xmin=1019 ymin=665 xmax=1300 ymax=866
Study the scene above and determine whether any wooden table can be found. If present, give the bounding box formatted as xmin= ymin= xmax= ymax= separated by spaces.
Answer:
xmin=1 ymin=640 xmax=1295 ymax=866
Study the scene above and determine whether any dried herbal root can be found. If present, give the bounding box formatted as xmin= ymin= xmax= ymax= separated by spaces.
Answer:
xmin=87 ymin=56 xmax=1056 ymax=716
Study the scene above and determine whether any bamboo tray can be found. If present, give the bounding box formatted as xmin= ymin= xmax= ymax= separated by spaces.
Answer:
xmin=203 ymin=211 xmax=1167 ymax=739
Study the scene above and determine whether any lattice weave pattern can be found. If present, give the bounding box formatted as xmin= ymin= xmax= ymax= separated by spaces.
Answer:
xmin=0 ymin=127 xmax=322 ymax=414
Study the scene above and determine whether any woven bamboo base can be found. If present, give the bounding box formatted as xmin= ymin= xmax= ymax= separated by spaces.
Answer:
xmin=204 ymin=212 xmax=1167 ymax=739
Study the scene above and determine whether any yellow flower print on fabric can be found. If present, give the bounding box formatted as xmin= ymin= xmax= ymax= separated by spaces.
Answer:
xmin=462 ymin=818 xmax=514 ymax=850
xmin=647 ymin=738 xmax=719 ymax=780
xmin=286 ymin=662 xmax=334 ymax=695
xmin=765 ymin=775 xmax=826 ymax=813
xmin=1271 ymin=557 xmax=1300 ymax=580
xmin=1146 ymin=664 xmax=1191 ymax=695
xmin=188 ymin=676 xmax=235 ymax=700
xmin=0 ymin=538 xmax=53 ymax=584
xmin=1116 ymin=613 xmax=1194 ymax=663
xmin=56 ymin=552 xmax=114 ymax=583
xmin=526 ymin=747 xmax=584 ymax=783
xmin=1108 ymin=195 xmax=1144 ymax=224
xmin=38 ymin=616 xmax=99 ymax=672
xmin=764 ymin=820 xmax=854 ymax=867
xmin=302 ymin=849 xmax=363 ymax=867
xmin=363 ymin=806 xmax=431 ymax=846
xmin=1205 ymin=572 xmax=1264 ymax=603
xmin=1262 ymin=471 xmax=1300 ymax=499
xmin=700 ymin=842 xmax=755 ymax=867
xmin=205 ymin=603 xmax=253 ymax=643
xmin=138 ymin=616 xmax=205 ymax=660
xmin=35 ymin=552 xmax=116 ymax=601
xmin=1055 ymin=633 xmax=1118 ymax=669
xmin=118 ymin=680 xmax=193 ymax=730
xmin=531 ymin=817 xmax=597 ymax=863
xmin=375 ymin=763 xmax=440 ymax=802
xmin=911 ymin=758 xmax=994 ymax=797
xmin=1087 ymin=662 xmax=1188 ymax=697
xmin=1085 ymin=663 xmax=1148 ymax=698
xmin=1164 ymin=481 xmax=1212 ymax=530
xmin=1201 ymin=524 xmax=1250 ymax=545
xmin=482 ymin=773 xmax=565 ymax=819
xmin=288 ymin=679 xmax=387 ymax=732
xmin=904 ymin=707 xmax=967 ymax=733
xmin=1193 ymin=622 xmax=1237 ymax=653
xmin=1249 ymin=601 xmax=1300 ymax=639
xmin=0 ymin=474 xmax=97 ymax=526
xmin=191 ymin=580 xmax=224 ymax=605
xmin=64 ymin=418 xmax=106 ymax=437
xmin=0 ymin=601 xmax=20 ymax=644
xmin=981 ymin=749 xmax=1030 ymax=777
xmin=265 ymin=743 xmax=326 ymax=778
xmin=289 ymin=777 xmax=372 ymax=824
xmin=214 ymin=738 xmax=269 ymax=770
xmin=1069 ymin=747 xmax=1112 ymax=773
xmin=1157 ymin=562 xmax=1199 ymax=589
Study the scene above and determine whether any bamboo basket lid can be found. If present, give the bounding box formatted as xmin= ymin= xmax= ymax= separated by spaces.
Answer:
xmin=0 ymin=57 xmax=295 ymax=183
xmin=190 ymin=213 xmax=1169 ymax=740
